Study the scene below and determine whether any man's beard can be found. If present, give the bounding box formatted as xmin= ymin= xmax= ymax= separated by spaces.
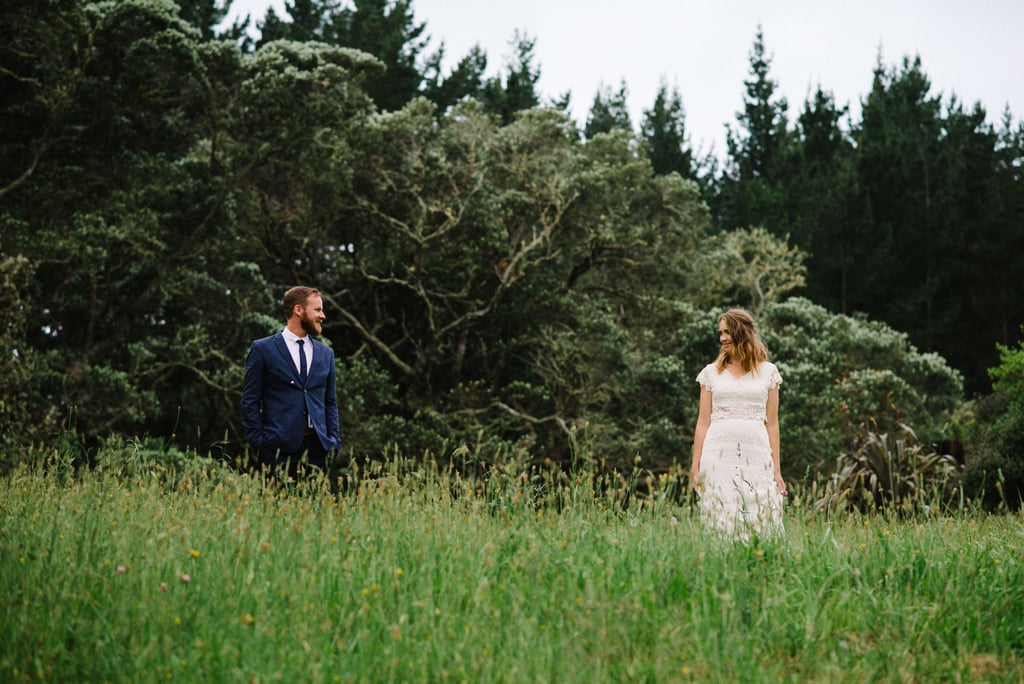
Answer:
xmin=301 ymin=315 xmax=321 ymax=336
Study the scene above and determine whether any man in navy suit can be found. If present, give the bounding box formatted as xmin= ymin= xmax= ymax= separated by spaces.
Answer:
xmin=241 ymin=286 xmax=341 ymax=477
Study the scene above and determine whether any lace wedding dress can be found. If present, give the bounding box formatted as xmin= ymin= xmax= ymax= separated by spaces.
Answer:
xmin=696 ymin=361 xmax=784 ymax=540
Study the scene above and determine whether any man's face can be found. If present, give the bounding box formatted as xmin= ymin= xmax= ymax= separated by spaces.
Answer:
xmin=299 ymin=295 xmax=325 ymax=336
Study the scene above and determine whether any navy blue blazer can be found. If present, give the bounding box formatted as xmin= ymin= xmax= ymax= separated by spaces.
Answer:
xmin=241 ymin=332 xmax=341 ymax=455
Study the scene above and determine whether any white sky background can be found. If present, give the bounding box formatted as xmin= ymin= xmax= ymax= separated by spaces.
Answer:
xmin=224 ymin=0 xmax=1024 ymax=158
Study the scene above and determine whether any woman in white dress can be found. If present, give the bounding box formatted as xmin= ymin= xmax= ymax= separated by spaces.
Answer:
xmin=690 ymin=309 xmax=787 ymax=540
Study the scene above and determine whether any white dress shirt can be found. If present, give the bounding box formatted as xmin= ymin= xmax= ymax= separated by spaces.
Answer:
xmin=281 ymin=328 xmax=313 ymax=378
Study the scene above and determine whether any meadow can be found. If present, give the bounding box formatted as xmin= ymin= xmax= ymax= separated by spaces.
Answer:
xmin=1 ymin=447 xmax=1022 ymax=683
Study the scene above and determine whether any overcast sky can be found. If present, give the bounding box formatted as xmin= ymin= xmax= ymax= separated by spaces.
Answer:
xmin=225 ymin=0 xmax=1024 ymax=158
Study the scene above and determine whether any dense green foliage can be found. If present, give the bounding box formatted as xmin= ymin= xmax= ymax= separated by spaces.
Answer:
xmin=991 ymin=335 xmax=1024 ymax=412
xmin=2 ymin=452 xmax=1024 ymax=681
xmin=2 ymin=0 xmax=1020 ymax=492
xmin=958 ymin=332 xmax=1024 ymax=509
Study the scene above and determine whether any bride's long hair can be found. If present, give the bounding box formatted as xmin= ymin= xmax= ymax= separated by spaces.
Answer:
xmin=715 ymin=308 xmax=769 ymax=374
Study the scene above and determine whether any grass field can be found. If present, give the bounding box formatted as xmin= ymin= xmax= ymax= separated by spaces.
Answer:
xmin=2 ymin=448 xmax=1023 ymax=682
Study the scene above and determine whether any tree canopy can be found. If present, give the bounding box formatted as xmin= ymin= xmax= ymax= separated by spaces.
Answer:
xmin=3 ymin=1 xmax=1019 ymax=487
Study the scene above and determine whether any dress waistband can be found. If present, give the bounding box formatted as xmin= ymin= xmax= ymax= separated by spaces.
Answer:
xmin=711 ymin=406 xmax=765 ymax=422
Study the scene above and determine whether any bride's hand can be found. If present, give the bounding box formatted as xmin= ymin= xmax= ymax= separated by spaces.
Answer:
xmin=690 ymin=469 xmax=702 ymax=492
xmin=775 ymin=474 xmax=787 ymax=496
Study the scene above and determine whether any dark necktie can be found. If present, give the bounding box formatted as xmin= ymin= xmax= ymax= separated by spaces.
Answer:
xmin=297 ymin=338 xmax=307 ymax=383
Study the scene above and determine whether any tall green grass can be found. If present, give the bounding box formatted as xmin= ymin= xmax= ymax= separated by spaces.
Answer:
xmin=1 ymin=447 xmax=1022 ymax=682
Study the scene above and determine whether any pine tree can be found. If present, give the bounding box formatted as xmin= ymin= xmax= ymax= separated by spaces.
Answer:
xmin=788 ymin=86 xmax=866 ymax=314
xmin=641 ymin=81 xmax=694 ymax=179
xmin=854 ymin=54 xmax=1016 ymax=393
xmin=422 ymin=44 xmax=488 ymax=113
xmin=726 ymin=26 xmax=788 ymax=180
xmin=482 ymin=31 xmax=541 ymax=125
xmin=716 ymin=26 xmax=791 ymax=232
xmin=257 ymin=0 xmax=339 ymax=44
xmin=584 ymin=80 xmax=631 ymax=138
xmin=330 ymin=0 xmax=427 ymax=111
xmin=174 ymin=0 xmax=248 ymax=42
xmin=857 ymin=56 xmax=943 ymax=335
xmin=980 ymin=110 xmax=1024 ymax=357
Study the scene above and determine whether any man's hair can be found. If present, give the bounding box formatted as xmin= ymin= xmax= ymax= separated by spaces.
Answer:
xmin=282 ymin=286 xmax=320 ymax=320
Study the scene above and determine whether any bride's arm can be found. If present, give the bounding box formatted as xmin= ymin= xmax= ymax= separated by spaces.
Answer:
xmin=691 ymin=387 xmax=712 ymax=491
xmin=766 ymin=387 xmax=786 ymax=495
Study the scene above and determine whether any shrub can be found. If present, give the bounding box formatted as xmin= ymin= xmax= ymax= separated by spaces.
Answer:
xmin=961 ymin=393 xmax=1024 ymax=511
xmin=758 ymin=298 xmax=963 ymax=482
xmin=990 ymin=336 xmax=1024 ymax=412
xmin=816 ymin=422 xmax=962 ymax=514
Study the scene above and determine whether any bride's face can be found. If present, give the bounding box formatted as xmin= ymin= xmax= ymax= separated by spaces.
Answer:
xmin=718 ymin=320 xmax=732 ymax=349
